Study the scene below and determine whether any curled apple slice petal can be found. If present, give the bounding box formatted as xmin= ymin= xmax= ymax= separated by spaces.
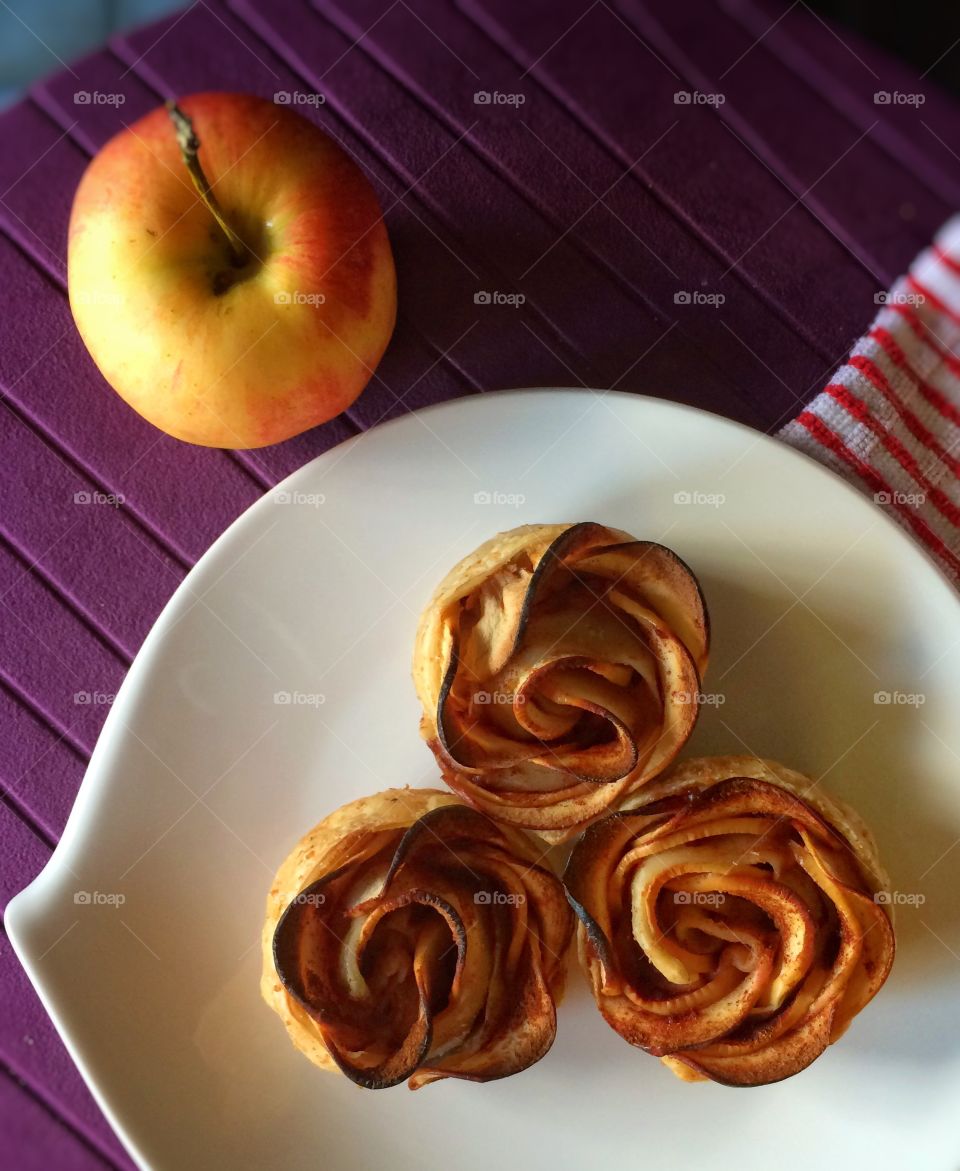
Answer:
xmin=414 ymin=523 xmax=709 ymax=841
xmin=564 ymin=756 xmax=895 ymax=1086
xmin=262 ymin=790 xmax=573 ymax=1089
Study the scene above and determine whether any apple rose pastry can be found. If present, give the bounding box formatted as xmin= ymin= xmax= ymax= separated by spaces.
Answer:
xmin=564 ymin=756 xmax=895 ymax=1086
xmin=413 ymin=522 xmax=709 ymax=841
xmin=261 ymin=788 xmax=573 ymax=1089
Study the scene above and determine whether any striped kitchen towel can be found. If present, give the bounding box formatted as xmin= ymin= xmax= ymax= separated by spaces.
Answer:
xmin=780 ymin=215 xmax=960 ymax=582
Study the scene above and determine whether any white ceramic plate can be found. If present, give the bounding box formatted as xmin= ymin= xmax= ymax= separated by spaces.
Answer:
xmin=8 ymin=390 xmax=960 ymax=1171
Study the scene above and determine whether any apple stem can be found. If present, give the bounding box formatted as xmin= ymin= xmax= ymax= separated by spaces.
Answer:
xmin=166 ymin=101 xmax=249 ymax=266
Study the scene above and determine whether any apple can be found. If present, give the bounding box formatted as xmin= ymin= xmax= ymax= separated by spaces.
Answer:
xmin=68 ymin=92 xmax=396 ymax=448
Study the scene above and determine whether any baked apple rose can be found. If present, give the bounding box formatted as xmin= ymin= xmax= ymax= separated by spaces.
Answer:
xmin=261 ymin=788 xmax=573 ymax=1089
xmin=565 ymin=756 xmax=895 ymax=1086
xmin=413 ymin=522 xmax=709 ymax=841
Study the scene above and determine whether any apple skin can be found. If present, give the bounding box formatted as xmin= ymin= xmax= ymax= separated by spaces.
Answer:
xmin=67 ymin=92 xmax=396 ymax=448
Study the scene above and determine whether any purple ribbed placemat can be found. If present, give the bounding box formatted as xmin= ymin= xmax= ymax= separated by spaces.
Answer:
xmin=1 ymin=1 xmax=958 ymax=1167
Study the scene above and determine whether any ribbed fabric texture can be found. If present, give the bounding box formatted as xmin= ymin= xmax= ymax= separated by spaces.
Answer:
xmin=781 ymin=216 xmax=960 ymax=582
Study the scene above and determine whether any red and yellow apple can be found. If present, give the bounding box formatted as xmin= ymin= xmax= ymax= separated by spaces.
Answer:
xmin=68 ymin=92 xmax=396 ymax=448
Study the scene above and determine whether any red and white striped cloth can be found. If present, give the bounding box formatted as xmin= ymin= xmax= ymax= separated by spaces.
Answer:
xmin=780 ymin=215 xmax=960 ymax=582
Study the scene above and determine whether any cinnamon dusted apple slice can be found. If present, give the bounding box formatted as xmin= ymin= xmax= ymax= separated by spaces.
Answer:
xmin=261 ymin=788 xmax=572 ymax=1089
xmin=564 ymin=756 xmax=895 ymax=1086
xmin=413 ymin=523 xmax=709 ymax=842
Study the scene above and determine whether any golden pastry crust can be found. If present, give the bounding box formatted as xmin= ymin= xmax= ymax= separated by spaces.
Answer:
xmin=261 ymin=787 xmax=573 ymax=1089
xmin=565 ymin=755 xmax=895 ymax=1086
xmin=413 ymin=522 xmax=709 ymax=843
